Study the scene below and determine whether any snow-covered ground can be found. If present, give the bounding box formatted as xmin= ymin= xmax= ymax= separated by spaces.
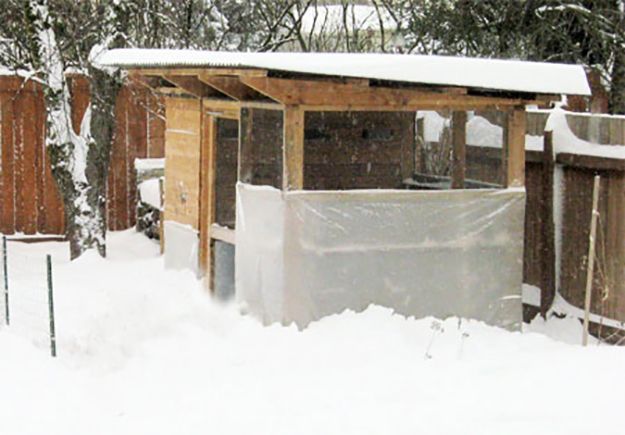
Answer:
xmin=0 ymin=231 xmax=623 ymax=435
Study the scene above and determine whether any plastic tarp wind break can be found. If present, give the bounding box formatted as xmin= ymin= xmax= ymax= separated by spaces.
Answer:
xmin=164 ymin=220 xmax=199 ymax=275
xmin=235 ymin=183 xmax=526 ymax=330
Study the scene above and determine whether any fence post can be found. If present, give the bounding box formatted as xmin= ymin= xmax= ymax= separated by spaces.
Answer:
xmin=582 ymin=175 xmax=601 ymax=346
xmin=2 ymin=236 xmax=8 ymax=326
xmin=46 ymin=255 xmax=56 ymax=357
xmin=540 ymin=132 xmax=556 ymax=317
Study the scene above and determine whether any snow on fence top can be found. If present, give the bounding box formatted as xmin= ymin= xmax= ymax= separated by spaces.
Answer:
xmin=99 ymin=49 xmax=591 ymax=96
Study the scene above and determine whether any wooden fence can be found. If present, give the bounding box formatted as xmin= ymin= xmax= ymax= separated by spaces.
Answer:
xmin=429 ymin=110 xmax=625 ymax=338
xmin=0 ymin=77 xmax=63 ymax=235
xmin=0 ymin=75 xmax=165 ymax=235
xmin=526 ymin=111 xmax=625 ymax=334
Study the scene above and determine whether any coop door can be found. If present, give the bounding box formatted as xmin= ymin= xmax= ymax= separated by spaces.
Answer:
xmin=200 ymin=114 xmax=239 ymax=291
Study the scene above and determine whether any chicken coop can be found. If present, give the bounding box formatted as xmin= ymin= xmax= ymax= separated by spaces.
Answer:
xmin=101 ymin=50 xmax=589 ymax=329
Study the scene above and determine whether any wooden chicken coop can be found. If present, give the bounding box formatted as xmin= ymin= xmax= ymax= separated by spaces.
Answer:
xmin=102 ymin=50 xmax=589 ymax=329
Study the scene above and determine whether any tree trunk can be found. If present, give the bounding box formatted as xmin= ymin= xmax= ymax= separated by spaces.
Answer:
xmin=31 ymin=0 xmax=123 ymax=260
xmin=44 ymin=81 xmax=107 ymax=260
xmin=610 ymin=4 xmax=625 ymax=114
xmin=611 ymin=45 xmax=625 ymax=114
xmin=46 ymin=73 xmax=121 ymax=260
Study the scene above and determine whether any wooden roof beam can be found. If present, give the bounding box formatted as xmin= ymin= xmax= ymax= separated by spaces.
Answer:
xmin=156 ymin=87 xmax=194 ymax=97
xmin=129 ymin=68 xmax=268 ymax=78
xmin=239 ymin=76 xmax=534 ymax=110
xmin=198 ymin=74 xmax=268 ymax=101
xmin=162 ymin=75 xmax=230 ymax=99
xmin=128 ymin=74 xmax=162 ymax=89
xmin=202 ymin=99 xmax=241 ymax=119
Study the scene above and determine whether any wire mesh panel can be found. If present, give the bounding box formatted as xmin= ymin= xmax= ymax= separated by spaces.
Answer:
xmin=0 ymin=238 xmax=56 ymax=349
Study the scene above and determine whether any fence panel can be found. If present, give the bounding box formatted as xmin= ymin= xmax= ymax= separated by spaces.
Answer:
xmin=0 ymin=76 xmax=165 ymax=235
xmin=0 ymin=78 xmax=64 ymax=236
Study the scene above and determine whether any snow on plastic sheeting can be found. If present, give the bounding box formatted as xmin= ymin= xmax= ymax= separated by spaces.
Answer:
xmin=235 ymin=184 xmax=285 ymax=324
xmin=236 ymin=183 xmax=526 ymax=330
xmin=163 ymin=221 xmax=199 ymax=275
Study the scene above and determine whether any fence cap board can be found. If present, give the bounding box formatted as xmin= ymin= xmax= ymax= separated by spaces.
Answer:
xmin=557 ymin=152 xmax=625 ymax=172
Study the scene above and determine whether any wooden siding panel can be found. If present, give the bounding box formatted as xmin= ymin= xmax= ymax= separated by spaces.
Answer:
xmin=164 ymin=97 xmax=201 ymax=229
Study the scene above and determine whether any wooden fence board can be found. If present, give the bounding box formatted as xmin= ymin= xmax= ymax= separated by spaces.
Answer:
xmin=13 ymin=91 xmax=25 ymax=233
xmin=21 ymin=91 xmax=38 ymax=234
xmin=0 ymin=96 xmax=15 ymax=234
xmin=35 ymin=87 xmax=46 ymax=232
xmin=147 ymin=93 xmax=165 ymax=157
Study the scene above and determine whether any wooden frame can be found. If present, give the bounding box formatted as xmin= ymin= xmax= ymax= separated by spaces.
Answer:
xmin=240 ymin=76 xmax=538 ymax=110
xmin=199 ymin=113 xmax=217 ymax=289
xmin=283 ymin=105 xmax=304 ymax=190
xmin=451 ymin=111 xmax=467 ymax=189
xmin=144 ymin=64 xmax=548 ymax=292
xmin=502 ymin=107 xmax=527 ymax=188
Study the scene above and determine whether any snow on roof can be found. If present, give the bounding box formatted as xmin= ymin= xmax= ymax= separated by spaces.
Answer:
xmin=99 ymin=49 xmax=591 ymax=96
xmin=299 ymin=5 xmax=396 ymax=35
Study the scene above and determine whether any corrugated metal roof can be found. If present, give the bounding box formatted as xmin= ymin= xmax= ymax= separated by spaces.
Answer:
xmin=99 ymin=49 xmax=591 ymax=96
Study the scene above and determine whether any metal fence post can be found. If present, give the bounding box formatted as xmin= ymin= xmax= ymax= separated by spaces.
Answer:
xmin=2 ymin=236 xmax=8 ymax=326
xmin=46 ymin=255 xmax=56 ymax=357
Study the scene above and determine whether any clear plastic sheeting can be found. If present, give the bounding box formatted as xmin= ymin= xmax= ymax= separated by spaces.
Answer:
xmin=235 ymin=183 xmax=526 ymax=330
xmin=163 ymin=221 xmax=199 ymax=275
xmin=235 ymin=185 xmax=285 ymax=323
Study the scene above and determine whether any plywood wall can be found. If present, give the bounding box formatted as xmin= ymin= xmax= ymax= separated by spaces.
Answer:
xmin=164 ymin=97 xmax=202 ymax=229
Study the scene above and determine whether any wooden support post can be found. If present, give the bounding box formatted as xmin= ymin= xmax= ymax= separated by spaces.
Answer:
xmin=199 ymin=113 xmax=217 ymax=290
xmin=582 ymin=175 xmax=601 ymax=346
xmin=502 ymin=107 xmax=526 ymax=187
xmin=540 ymin=131 xmax=556 ymax=317
xmin=283 ymin=105 xmax=305 ymax=190
xmin=451 ymin=111 xmax=467 ymax=189
xmin=416 ymin=116 xmax=425 ymax=174
xmin=400 ymin=114 xmax=416 ymax=182
xmin=238 ymin=108 xmax=254 ymax=184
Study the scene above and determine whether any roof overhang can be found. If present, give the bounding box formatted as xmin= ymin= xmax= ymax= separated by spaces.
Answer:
xmin=102 ymin=49 xmax=591 ymax=111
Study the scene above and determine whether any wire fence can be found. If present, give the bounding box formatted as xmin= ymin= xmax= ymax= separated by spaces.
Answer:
xmin=0 ymin=235 xmax=57 ymax=357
